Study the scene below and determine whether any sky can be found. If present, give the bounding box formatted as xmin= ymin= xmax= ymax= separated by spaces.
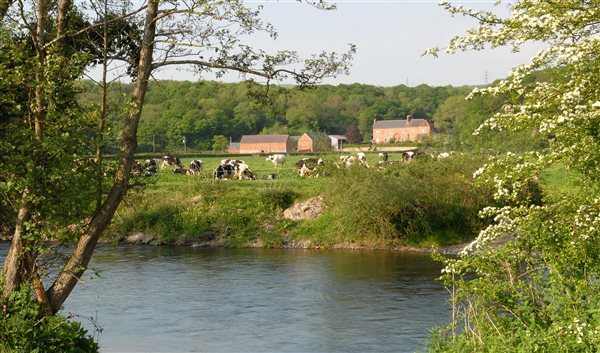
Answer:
xmin=108 ymin=0 xmax=544 ymax=88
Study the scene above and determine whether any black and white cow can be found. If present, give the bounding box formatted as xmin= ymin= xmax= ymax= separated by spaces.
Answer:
xmin=295 ymin=158 xmax=324 ymax=177
xmin=378 ymin=152 xmax=389 ymax=162
xmin=144 ymin=159 xmax=158 ymax=176
xmin=402 ymin=151 xmax=415 ymax=161
xmin=161 ymin=155 xmax=183 ymax=169
xmin=173 ymin=166 xmax=196 ymax=176
xmin=340 ymin=156 xmax=356 ymax=168
xmin=266 ymin=154 xmax=286 ymax=167
xmin=213 ymin=159 xmax=255 ymax=180
xmin=189 ymin=160 xmax=204 ymax=174
xmin=356 ymin=152 xmax=370 ymax=167
xmin=131 ymin=159 xmax=158 ymax=177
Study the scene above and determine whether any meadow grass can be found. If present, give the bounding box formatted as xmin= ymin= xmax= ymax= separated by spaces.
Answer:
xmin=540 ymin=164 xmax=585 ymax=202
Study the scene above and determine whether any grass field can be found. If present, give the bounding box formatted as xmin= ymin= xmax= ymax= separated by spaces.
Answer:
xmin=139 ymin=152 xmax=400 ymax=198
xmin=112 ymin=153 xmax=586 ymax=249
xmin=110 ymin=152 xmax=496 ymax=248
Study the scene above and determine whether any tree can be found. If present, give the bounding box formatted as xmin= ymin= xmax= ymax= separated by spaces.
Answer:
xmin=1 ymin=0 xmax=354 ymax=317
xmin=427 ymin=1 xmax=600 ymax=351
xmin=432 ymin=94 xmax=467 ymax=132
xmin=345 ymin=123 xmax=362 ymax=144
xmin=212 ymin=135 xmax=229 ymax=153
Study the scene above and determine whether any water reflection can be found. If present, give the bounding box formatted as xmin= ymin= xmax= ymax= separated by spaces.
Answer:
xmin=0 ymin=244 xmax=450 ymax=353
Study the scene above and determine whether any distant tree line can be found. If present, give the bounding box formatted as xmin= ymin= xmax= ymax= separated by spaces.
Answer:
xmin=78 ymin=77 xmax=548 ymax=154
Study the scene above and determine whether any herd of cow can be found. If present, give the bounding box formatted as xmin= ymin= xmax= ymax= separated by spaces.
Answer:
xmin=132 ymin=151 xmax=419 ymax=180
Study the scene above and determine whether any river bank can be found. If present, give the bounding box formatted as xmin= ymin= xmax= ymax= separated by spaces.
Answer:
xmin=100 ymin=229 xmax=468 ymax=256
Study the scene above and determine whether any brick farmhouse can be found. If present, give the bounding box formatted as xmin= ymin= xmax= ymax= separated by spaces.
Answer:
xmin=372 ymin=115 xmax=431 ymax=143
xmin=297 ymin=132 xmax=330 ymax=152
xmin=239 ymin=135 xmax=294 ymax=153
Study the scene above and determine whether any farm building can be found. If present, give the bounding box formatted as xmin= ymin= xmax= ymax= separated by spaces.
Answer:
xmin=297 ymin=132 xmax=330 ymax=152
xmin=328 ymin=135 xmax=347 ymax=150
xmin=239 ymin=135 xmax=294 ymax=153
xmin=290 ymin=136 xmax=300 ymax=151
xmin=372 ymin=115 xmax=431 ymax=143
xmin=227 ymin=142 xmax=240 ymax=154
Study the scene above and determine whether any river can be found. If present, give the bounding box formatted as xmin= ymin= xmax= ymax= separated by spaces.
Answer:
xmin=1 ymin=244 xmax=451 ymax=352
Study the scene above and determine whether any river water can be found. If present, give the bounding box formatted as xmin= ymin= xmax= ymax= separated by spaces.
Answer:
xmin=1 ymin=244 xmax=451 ymax=352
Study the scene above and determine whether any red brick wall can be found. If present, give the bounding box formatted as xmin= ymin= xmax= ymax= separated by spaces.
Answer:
xmin=240 ymin=142 xmax=288 ymax=153
xmin=373 ymin=126 xmax=430 ymax=144
xmin=297 ymin=135 xmax=313 ymax=152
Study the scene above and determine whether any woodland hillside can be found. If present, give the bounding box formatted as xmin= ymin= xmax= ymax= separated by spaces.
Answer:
xmin=78 ymin=79 xmax=547 ymax=154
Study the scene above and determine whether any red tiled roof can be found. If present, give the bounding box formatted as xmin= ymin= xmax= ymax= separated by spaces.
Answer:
xmin=240 ymin=135 xmax=289 ymax=143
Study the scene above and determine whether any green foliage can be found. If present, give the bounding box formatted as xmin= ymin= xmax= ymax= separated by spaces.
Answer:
xmin=0 ymin=286 xmax=99 ymax=353
xmin=78 ymin=80 xmax=476 ymax=153
xmin=211 ymin=135 xmax=229 ymax=153
xmin=293 ymin=155 xmax=493 ymax=246
xmin=259 ymin=184 xmax=299 ymax=211
xmin=427 ymin=0 xmax=600 ymax=351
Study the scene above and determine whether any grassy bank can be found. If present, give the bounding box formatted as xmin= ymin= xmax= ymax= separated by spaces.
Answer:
xmin=106 ymin=152 xmax=495 ymax=248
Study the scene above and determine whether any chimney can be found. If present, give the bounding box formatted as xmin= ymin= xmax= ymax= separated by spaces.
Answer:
xmin=373 ymin=118 xmax=377 ymax=127
xmin=406 ymin=114 xmax=412 ymax=123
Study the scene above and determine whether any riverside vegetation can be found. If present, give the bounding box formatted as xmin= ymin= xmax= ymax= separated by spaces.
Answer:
xmin=108 ymin=152 xmax=560 ymax=249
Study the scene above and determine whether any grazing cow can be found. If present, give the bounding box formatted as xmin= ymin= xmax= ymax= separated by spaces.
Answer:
xmin=356 ymin=152 xmax=370 ymax=168
xmin=295 ymin=158 xmax=324 ymax=177
xmin=266 ymin=154 xmax=286 ymax=167
xmin=213 ymin=159 xmax=255 ymax=180
xmin=161 ymin=155 xmax=182 ymax=169
xmin=378 ymin=152 xmax=389 ymax=162
xmin=189 ymin=160 xmax=204 ymax=174
xmin=266 ymin=173 xmax=277 ymax=180
xmin=213 ymin=163 xmax=235 ymax=179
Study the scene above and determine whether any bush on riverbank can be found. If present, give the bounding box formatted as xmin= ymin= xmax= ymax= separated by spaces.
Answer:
xmin=292 ymin=155 xmax=494 ymax=247
xmin=0 ymin=286 xmax=99 ymax=353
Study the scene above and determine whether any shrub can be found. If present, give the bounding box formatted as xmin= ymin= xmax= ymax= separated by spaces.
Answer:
xmin=297 ymin=154 xmax=494 ymax=246
xmin=0 ymin=286 xmax=99 ymax=353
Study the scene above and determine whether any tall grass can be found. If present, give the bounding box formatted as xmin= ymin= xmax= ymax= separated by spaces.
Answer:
xmin=293 ymin=155 xmax=494 ymax=247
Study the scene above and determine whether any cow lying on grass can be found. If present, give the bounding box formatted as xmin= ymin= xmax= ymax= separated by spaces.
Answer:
xmin=132 ymin=159 xmax=158 ymax=177
xmin=189 ymin=160 xmax=204 ymax=174
xmin=161 ymin=155 xmax=182 ymax=169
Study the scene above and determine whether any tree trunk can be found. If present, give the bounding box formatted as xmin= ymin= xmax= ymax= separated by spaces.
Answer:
xmin=45 ymin=0 xmax=159 ymax=314
xmin=2 ymin=0 xmax=48 ymax=306
xmin=1 ymin=190 xmax=31 ymax=300
xmin=56 ymin=0 xmax=70 ymax=39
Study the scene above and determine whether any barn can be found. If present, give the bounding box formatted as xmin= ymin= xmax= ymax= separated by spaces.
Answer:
xmin=372 ymin=115 xmax=431 ymax=144
xmin=297 ymin=132 xmax=330 ymax=152
xmin=328 ymin=135 xmax=347 ymax=150
xmin=227 ymin=142 xmax=240 ymax=154
xmin=239 ymin=135 xmax=293 ymax=153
